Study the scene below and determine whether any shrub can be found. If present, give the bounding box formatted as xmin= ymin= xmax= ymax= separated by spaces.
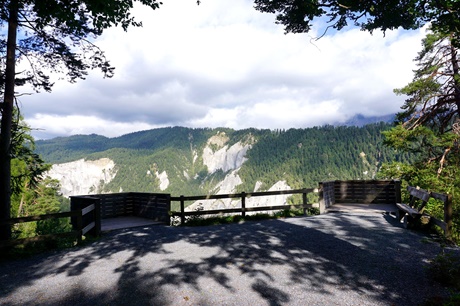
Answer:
xmin=428 ymin=251 xmax=460 ymax=289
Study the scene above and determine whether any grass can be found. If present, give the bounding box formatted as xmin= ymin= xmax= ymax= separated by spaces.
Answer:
xmin=179 ymin=207 xmax=320 ymax=226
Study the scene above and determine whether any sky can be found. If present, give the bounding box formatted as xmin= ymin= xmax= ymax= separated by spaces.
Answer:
xmin=19 ymin=0 xmax=427 ymax=140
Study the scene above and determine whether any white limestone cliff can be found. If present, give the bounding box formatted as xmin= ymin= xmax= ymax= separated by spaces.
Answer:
xmin=186 ymin=169 xmax=292 ymax=212
xmin=202 ymin=131 xmax=253 ymax=173
xmin=46 ymin=158 xmax=117 ymax=197
xmin=246 ymin=180 xmax=292 ymax=208
xmin=156 ymin=170 xmax=170 ymax=191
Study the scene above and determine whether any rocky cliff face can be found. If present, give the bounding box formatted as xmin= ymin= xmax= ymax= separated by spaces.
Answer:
xmin=184 ymin=131 xmax=289 ymax=211
xmin=155 ymin=170 xmax=170 ymax=191
xmin=46 ymin=158 xmax=117 ymax=197
xmin=202 ymin=131 xmax=253 ymax=173
xmin=46 ymin=132 xmax=291 ymax=206
xmin=186 ymin=178 xmax=292 ymax=212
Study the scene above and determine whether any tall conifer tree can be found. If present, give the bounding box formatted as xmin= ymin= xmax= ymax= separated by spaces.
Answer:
xmin=0 ymin=0 xmax=162 ymax=240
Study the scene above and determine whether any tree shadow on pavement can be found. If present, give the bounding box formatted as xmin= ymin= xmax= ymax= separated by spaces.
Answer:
xmin=0 ymin=212 xmax=452 ymax=305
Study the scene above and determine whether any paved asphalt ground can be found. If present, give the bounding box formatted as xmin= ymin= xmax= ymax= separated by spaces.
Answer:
xmin=0 ymin=211 xmax=458 ymax=306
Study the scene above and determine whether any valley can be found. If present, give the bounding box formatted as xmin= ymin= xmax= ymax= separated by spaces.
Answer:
xmin=35 ymin=123 xmax=414 ymax=210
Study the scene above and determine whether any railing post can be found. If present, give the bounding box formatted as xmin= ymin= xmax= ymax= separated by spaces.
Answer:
xmin=77 ymin=209 xmax=83 ymax=244
xmin=180 ymin=195 xmax=185 ymax=225
xmin=94 ymin=199 xmax=101 ymax=237
xmin=445 ymin=194 xmax=453 ymax=239
xmin=241 ymin=192 xmax=246 ymax=218
xmin=318 ymin=183 xmax=325 ymax=214
xmin=302 ymin=189 xmax=307 ymax=216
xmin=394 ymin=180 xmax=402 ymax=204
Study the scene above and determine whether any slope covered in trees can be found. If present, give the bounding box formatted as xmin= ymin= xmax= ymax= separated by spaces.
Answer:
xmin=237 ymin=123 xmax=414 ymax=191
xmin=35 ymin=124 xmax=414 ymax=197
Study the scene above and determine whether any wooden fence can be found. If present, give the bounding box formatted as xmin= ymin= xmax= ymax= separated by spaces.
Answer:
xmin=170 ymin=188 xmax=317 ymax=225
xmin=428 ymin=191 xmax=453 ymax=238
xmin=321 ymin=180 xmax=401 ymax=206
xmin=0 ymin=197 xmax=100 ymax=249
xmin=318 ymin=181 xmax=335 ymax=213
xmin=70 ymin=192 xmax=171 ymax=223
xmin=2 ymin=179 xmax=453 ymax=245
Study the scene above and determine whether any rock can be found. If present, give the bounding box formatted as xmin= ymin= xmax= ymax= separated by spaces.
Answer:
xmin=186 ymin=170 xmax=292 ymax=213
xmin=202 ymin=132 xmax=253 ymax=173
xmin=155 ymin=170 xmax=170 ymax=191
xmin=46 ymin=158 xmax=117 ymax=197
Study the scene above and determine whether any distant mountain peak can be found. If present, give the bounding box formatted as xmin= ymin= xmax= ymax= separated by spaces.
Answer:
xmin=339 ymin=114 xmax=395 ymax=127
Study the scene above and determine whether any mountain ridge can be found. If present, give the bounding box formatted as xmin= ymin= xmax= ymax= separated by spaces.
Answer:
xmin=36 ymin=123 xmax=413 ymax=207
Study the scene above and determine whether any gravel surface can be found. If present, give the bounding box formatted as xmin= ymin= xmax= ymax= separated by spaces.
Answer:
xmin=0 ymin=212 xmax=457 ymax=305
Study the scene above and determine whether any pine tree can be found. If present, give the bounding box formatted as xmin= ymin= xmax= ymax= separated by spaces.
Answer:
xmin=381 ymin=28 xmax=460 ymax=241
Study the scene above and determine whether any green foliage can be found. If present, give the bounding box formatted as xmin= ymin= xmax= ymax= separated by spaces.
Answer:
xmin=1 ymin=0 xmax=165 ymax=241
xmin=393 ymin=30 xmax=459 ymax=133
xmin=253 ymin=0 xmax=460 ymax=46
xmin=36 ymin=124 xmax=412 ymax=201
xmin=10 ymin=113 xmax=51 ymax=196
xmin=1 ymin=0 xmax=164 ymax=93
xmin=307 ymin=192 xmax=319 ymax=204
xmin=8 ymin=115 xmax=71 ymax=240
xmin=11 ymin=178 xmax=71 ymax=240
xmin=237 ymin=123 xmax=413 ymax=192
xmin=381 ymin=28 xmax=460 ymax=243
xmin=34 ymin=134 xmax=111 ymax=164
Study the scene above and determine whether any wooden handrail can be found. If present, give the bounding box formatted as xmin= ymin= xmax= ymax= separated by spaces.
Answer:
xmin=0 ymin=197 xmax=101 ymax=248
xmin=171 ymin=188 xmax=317 ymax=224
xmin=171 ymin=203 xmax=313 ymax=217
xmin=1 ymin=211 xmax=77 ymax=225
xmin=81 ymin=203 xmax=95 ymax=216
xmin=429 ymin=191 xmax=453 ymax=238
xmin=170 ymin=188 xmax=315 ymax=202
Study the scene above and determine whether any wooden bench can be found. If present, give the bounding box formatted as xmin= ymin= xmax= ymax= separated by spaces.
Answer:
xmin=396 ymin=186 xmax=431 ymax=228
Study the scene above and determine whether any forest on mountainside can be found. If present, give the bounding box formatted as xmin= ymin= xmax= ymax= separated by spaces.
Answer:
xmin=236 ymin=123 xmax=414 ymax=192
xmin=35 ymin=123 xmax=414 ymax=197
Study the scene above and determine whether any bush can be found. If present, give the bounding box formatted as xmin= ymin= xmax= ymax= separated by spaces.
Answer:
xmin=428 ymin=251 xmax=460 ymax=289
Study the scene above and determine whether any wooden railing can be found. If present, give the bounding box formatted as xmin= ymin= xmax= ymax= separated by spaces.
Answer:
xmin=429 ymin=191 xmax=453 ymax=238
xmin=320 ymin=180 xmax=401 ymax=206
xmin=319 ymin=181 xmax=335 ymax=213
xmin=1 ymin=179 xmax=453 ymax=246
xmin=170 ymin=188 xmax=318 ymax=225
xmin=0 ymin=197 xmax=100 ymax=248
xmin=71 ymin=192 xmax=170 ymax=223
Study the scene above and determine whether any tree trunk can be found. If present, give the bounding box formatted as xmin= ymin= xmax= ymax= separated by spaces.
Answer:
xmin=450 ymin=38 xmax=460 ymax=118
xmin=0 ymin=2 xmax=18 ymax=241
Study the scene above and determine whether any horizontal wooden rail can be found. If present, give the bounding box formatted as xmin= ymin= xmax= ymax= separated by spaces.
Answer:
xmin=82 ymin=222 xmax=96 ymax=236
xmin=0 ymin=197 xmax=101 ymax=248
xmin=171 ymin=188 xmax=317 ymax=225
xmin=170 ymin=188 xmax=315 ymax=202
xmin=429 ymin=191 xmax=453 ymax=238
xmin=81 ymin=204 xmax=96 ymax=216
xmin=2 ymin=211 xmax=77 ymax=225
xmin=0 ymin=211 xmax=79 ymax=249
xmin=171 ymin=203 xmax=313 ymax=217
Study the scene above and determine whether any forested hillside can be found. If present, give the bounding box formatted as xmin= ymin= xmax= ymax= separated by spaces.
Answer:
xmin=35 ymin=124 xmax=414 ymax=197
xmin=237 ymin=123 xmax=413 ymax=191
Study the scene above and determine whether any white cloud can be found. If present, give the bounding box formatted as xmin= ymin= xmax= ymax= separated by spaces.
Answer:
xmin=28 ymin=114 xmax=160 ymax=139
xmin=19 ymin=0 xmax=426 ymax=139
